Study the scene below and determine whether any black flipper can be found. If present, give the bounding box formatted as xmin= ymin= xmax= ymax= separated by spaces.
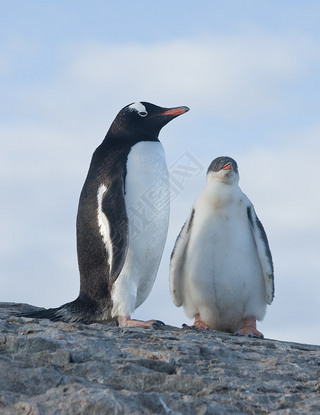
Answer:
xmin=100 ymin=177 xmax=128 ymax=285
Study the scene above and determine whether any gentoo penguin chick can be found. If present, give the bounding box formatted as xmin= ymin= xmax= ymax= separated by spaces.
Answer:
xmin=170 ymin=156 xmax=274 ymax=338
xmin=21 ymin=102 xmax=189 ymax=328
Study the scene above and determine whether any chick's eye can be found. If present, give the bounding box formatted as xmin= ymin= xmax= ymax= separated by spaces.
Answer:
xmin=138 ymin=111 xmax=148 ymax=117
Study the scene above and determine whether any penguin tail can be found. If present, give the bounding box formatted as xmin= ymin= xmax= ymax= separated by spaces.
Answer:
xmin=18 ymin=306 xmax=66 ymax=322
xmin=17 ymin=296 xmax=102 ymax=324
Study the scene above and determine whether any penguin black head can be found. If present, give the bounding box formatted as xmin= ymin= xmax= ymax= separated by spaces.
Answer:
xmin=207 ymin=156 xmax=239 ymax=184
xmin=107 ymin=102 xmax=190 ymax=143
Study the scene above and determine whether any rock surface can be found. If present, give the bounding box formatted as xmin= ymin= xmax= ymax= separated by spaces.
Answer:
xmin=0 ymin=303 xmax=319 ymax=414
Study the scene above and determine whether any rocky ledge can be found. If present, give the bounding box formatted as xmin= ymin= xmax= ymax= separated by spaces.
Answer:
xmin=0 ymin=303 xmax=319 ymax=414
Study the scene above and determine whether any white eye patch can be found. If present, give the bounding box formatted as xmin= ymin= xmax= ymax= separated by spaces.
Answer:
xmin=129 ymin=102 xmax=148 ymax=117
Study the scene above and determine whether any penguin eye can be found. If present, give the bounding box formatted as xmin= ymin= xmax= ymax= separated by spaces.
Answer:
xmin=138 ymin=111 xmax=148 ymax=117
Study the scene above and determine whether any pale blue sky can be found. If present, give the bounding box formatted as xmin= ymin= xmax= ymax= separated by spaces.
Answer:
xmin=1 ymin=1 xmax=320 ymax=344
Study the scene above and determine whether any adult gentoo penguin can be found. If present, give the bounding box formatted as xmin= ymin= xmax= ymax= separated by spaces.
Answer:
xmin=21 ymin=102 xmax=189 ymax=328
xmin=170 ymin=156 xmax=274 ymax=338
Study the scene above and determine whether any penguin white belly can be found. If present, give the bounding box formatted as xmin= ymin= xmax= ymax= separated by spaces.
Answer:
xmin=111 ymin=141 xmax=169 ymax=318
xmin=184 ymin=199 xmax=266 ymax=331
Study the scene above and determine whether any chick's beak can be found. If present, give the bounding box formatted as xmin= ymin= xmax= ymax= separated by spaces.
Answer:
xmin=222 ymin=162 xmax=232 ymax=170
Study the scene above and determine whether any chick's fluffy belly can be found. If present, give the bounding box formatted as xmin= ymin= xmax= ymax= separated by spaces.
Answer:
xmin=182 ymin=189 xmax=267 ymax=332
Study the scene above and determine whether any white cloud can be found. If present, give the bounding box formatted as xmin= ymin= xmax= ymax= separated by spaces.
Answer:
xmin=61 ymin=32 xmax=318 ymax=118
xmin=8 ymin=30 xmax=318 ymax=131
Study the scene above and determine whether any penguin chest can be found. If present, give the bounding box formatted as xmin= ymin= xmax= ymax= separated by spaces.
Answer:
xmin=125 ymin=141 xmax=170 ymax=244
xmin=111 ymin=141 xmax=169 ymax=316
xmin=191 ymin=187 xmax=260 ymax=277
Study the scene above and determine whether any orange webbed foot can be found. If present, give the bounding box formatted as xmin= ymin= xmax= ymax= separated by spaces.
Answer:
xmin=234 ymin=317 xmax=264 ymax=339
xmin=118 ymin=316 xmax=165 ymax=330
xmin=182 ymin=314 xmax=210 ymax=332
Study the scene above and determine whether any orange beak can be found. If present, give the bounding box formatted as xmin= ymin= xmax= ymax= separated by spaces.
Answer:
xmin=222 ymin=162 xmax=232 ymax=170
xmin=160 ymin=107 xmax=189 ymax=116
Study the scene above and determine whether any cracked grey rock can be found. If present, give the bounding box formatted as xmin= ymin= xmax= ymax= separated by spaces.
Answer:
xmin=0 ymin=302 xmax=319 ymax=414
